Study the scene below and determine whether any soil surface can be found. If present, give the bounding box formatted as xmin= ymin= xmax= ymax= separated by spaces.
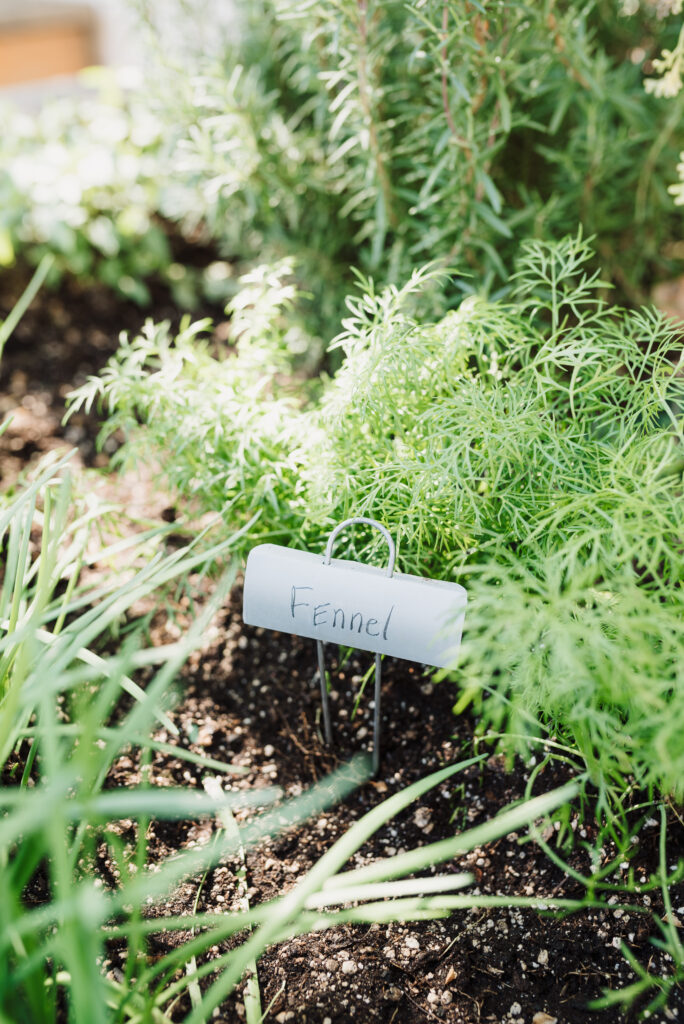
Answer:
xmin=0 ymin=255 xmax=229 ymax=483
xmin=1 ymin=264 xmax=683 ymax=1024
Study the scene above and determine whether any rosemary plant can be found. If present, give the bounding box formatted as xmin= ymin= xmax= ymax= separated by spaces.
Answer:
xmin=133 ymin=0 xmax=684 ymax=330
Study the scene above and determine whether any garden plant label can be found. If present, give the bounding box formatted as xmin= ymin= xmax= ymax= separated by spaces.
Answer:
xmin=243 ymin=542 xmax=467 ymax=668
xmin=243 ymin=517 xmax=467 ymax=773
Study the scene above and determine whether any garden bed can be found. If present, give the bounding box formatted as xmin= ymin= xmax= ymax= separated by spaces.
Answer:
xmin=127 ymin=593 xmax=684 ymax=1024
xmin=1 ymin=267 xmax=683 ymax=1024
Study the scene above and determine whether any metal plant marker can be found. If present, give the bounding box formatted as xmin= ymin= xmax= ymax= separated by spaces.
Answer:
xmin=242 ymin=516 xmax=467 ymax=776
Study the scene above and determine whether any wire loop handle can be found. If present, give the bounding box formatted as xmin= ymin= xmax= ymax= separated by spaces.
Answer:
xmin=323 ymin=517 xmax=396 ymax=577
xmin=317 ymin=517 xmax=395 ymax=777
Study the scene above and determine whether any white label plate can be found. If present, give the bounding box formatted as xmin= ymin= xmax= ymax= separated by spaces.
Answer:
xmin=243 ymin=544 xmax=466 ymax=669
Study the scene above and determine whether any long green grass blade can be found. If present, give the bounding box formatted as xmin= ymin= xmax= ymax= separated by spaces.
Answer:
xmin=0 ymin=254 xmax=54 ymax=359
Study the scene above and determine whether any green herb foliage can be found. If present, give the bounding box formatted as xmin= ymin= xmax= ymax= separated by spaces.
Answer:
xmin=0 ymin=72 xmax=172 ymax=304
xmin=0 ymin=71 xmax=237 ymax=309
xmin=4 ymin=2 xmax=683 ymax=330
xmin=134 ymin=0 xmax=684 ymax=329
xmin=71 ymin=236 xmax=684 ymax=797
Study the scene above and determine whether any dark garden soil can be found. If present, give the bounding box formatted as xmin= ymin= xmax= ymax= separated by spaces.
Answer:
xmin=1 ymin=265 xmax=683 ymax=1024
xmin=0 ymin=254 xmax=229 ymax=483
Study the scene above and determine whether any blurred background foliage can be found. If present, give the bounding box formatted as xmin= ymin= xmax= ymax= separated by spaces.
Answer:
xmin=131 ymin=0 xmax=684 ymax=325
xmin=2 ymin=1 xmax=684 ymax=335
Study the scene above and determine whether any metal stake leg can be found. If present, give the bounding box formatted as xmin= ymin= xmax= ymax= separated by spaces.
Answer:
xmin=372 ymin=652 xmax=381 ymax=778
xmin=317 ymin=639 xmax=333 ymax=745
xmin=315 ymin=517 xmax=394 ymax=777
